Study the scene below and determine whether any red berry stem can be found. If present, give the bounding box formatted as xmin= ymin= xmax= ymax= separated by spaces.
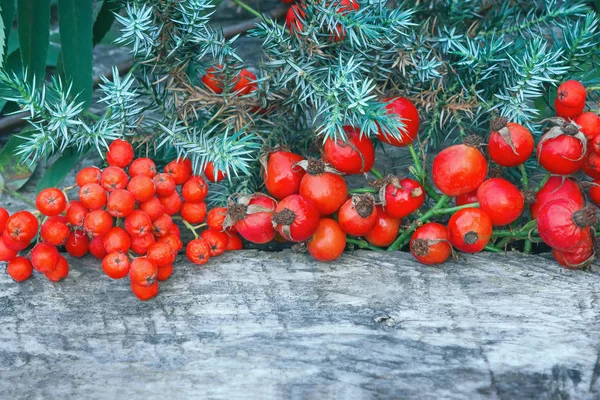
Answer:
xmin=346 ymin=237 xmax=384 ymax=252
xmin=349 ymin=187 xmax=377 ymax=195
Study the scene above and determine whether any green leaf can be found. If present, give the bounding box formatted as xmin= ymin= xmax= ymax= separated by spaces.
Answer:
xmin=0 ymin=4 xmax=5 ymax=68
xmin=17 ymin=0 xmax=50 ymax=85
xmin=0 ymin=132 xmax=36 ymax=192
xmin=0 ymin=0 xmax=16 ymax=62
xmin=36 ymin=148 xmax=82 ymax=192
xmin=57 ymin=0 xmax=93 ymax=107
xmin=93 ymin=0 xmax=120 ymax=46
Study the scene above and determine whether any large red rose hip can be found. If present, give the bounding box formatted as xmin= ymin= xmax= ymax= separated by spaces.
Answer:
xmin=447 ymin=208 xmax=492 ymax=253
xmin=298 ymin=159 xmax=348 ymax=216
xmin=323 ymin=126 xmax=375 ymax=175
xmin=337 ymin=194 xmax=378 ymax=237
xmin=488 ymin=118 xmax=534 ymax=167
xmin=410 ymin=222 xmax=452 ymax=265
xmin=272 ymin=194 xmax=320 ymax=242
xmin=376 ymin=97 xmax=419 ymax=147
xmin=432 ymin=138 xmax=487 ymax=197
xmin=380 ymin=177 xmax=425 ymax=219
xmin=530 ymin=177 xmax=583 ymax=219
xmin=537 ymin=199 xmax=597 ymax=252
xmin=476 ymin=178 xmax=524 ymax=226
xmin=226 ymin=193 xmax=278 ymax=244
xmin=262 ymin=149 xmax=306 ymax=200
xmin=536 ymin=124 xmax=586 ymax=175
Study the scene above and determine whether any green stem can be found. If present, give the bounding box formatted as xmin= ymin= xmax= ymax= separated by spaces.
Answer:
xmin=181 ymin=219 xmax=201 ymax=239
xmin=519 ymin=164 xmax=529 ymax=190
xmin=349 ymin=187 xmax=377 ymax=195
xmin=387 ymin=195 xmax=450 ymax=252
xmin=535 ymin=172 xmax=551 ymax=193
xmin=370 ymin=167 xmax=383 ymax=180
xmin=407 ymin=144 xmax=424 ymax=176
xmin=484 ymin=245 xmax=502 ymax=253
xmin=523 ymin=239 xmax=532 ymax=255
xmin=346 ymin=238 xmax=384 ymax=252
xmin=407 ymin=143 xmax=441 ymax=202
xmin=231 ymin=0 xmax=263 ymax=20
xmin=433 ymin=202 xmax=479 ymax=216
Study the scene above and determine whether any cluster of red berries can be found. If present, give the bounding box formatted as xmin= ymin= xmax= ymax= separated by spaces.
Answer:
xmin=1 ymin=139 xmax=242 ymax=301
xmin=283 ymin=0 xmax=360 ymax=42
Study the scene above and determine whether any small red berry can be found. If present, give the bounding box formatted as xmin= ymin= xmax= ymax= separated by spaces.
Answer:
xmin=0 ymin=207 xmax=8 ymax=235
xmin=103 ymin=227 xmax=132 ymax=254
xmin=153 ymin=173 xmax=177 ymax=197
xmin=40 ymin=216 xmax=70 ymax=246
xmin=574 ymin=112 xmax=600 ymax=140
xmin=129 ymin=158 xmax=157 ymax=178
xmin=207 ymin=207 xmax=228 ymax=232
xmin=36 ymin=188 xmax=67 ymax=217
xmin=7 ymin=256 xmax=33 ymax=282
xmin=66 ymin=201 xmax=88 ymax=227
xmin=84 ymin=210 xmax=113 ymax=237
xmin=139 ymin=197 xmax=165 ymax=221
xmin=3 ymin=211 xmax=39 ymax=250
xmin=556 ymin=80 xmax=586 ymax=109
xmin=225 ymin=233 xmax=243 ymax=251
xmin=204 ymin=162 xmax=226 ymax=182
xmin=107 ymin=189 xmax=137 ymax=218
xmin=129 ymin=257 xmax=158 ymax=287
xmin=158 ymin=233 xmax=183 ymax=253
xmin=31 ymin=243 xmax=60 ymax=273
xmin=131 ymin=233 xmax=156 ymax=255
xmin=147 ymin=242 xmax=176 ymax=267
xmin=65 ymin=230 xmax=89 ymax=258
xmin=125 ymin=210 xmax=153 ymax=237
xmin=157 ymin=264 xmax=173 ymax=281
xmin=151 ymin=214 xmax=172 ymax=238
xmin=131 ymin=281 xmax=159 ymax=301
xmin=232 ymin=69 xmax=257 ymax=95
xmin=101 ymin=166 xmax=129 ymax=192
xmin=186 ymin=238 xmax=211 ymax=265
xmin=44 ymin=255 xmax=69 ymax=282
xmin=89 ymin=235 xmax=109 ymax=260
xmin=79 ymin=183 xmax=108 ymax=210
xmin=180 ymin=202 xmax=207 ymax=224
xmin=182 ymin=176 xmax=208 ymax=202
xmin=76 ymin=166 xmax=101 ymax=187
xmin=200 ymin=229 xmax=228 ymax=257
xmin=0 ymin=239 xmax=18 ymax=262
xmin=158 ymin=191 xmax=183 ymax=215
xmin=107 ymin=139 xmax=134 ymax=168
xmin=165 ymin=158 xmax=193 ymax=185
xmin=127 ymin=175 xmax=156 ymax=202
xmin=102 ymin=252 xmax=130 ymax=279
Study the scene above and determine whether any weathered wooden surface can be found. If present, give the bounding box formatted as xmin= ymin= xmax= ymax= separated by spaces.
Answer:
xmin=1 ymin=250 xmax=599 ymax=399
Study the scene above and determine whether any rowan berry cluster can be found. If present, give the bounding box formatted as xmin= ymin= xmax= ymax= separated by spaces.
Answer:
xmin=1 ymin=139 xmax=242 ymax=301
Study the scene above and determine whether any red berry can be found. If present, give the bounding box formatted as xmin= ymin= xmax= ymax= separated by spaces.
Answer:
xmin=455 ymin=190 xmax=478 ymax=207
xmin=147 ymin=242 xmax=176 ymax=267
xmin=263 ymin=150 xmax=305 ymax=200
xmin=182 ymin=176 xmax=208 ymax=202
xmin=65 ymin=230 xmax=89 ymax=257
xmin=7 ymin=256 xmax=33 ymax=282
xmin=337 ymin=194 xmax=378 ymax=237
xmin=180 ymin=202 xmax=207 ymax=224
xmin=107 ymin=139 xmax=134 ymax=168
xmin=555 ymin=99 xmax=583 ymax=119
xmin=552 ymin=234 xmax=594 ymax=269
xmin=36 ymin=188 xmax=67 ymax=217
xmin=228 ymin=194 xmax=277 ymax=244
xmin=186 ymin=238 xmax=211 ymax=265
xmin=129 ymin=158 xmax=157 ymax=178
xmin=200 ymin=229 xmax=228 ymax=257
xmin=107 ymin=189 xmax=136 ymax=218
xmin=79 ymin=183 xmax=108 ymax=210
xmin=131 ymin=281 xmax=159 ymax=301
xmin=530 ymin=177 xmax=584 ymax=220
xmin=364 ymin=206 xmax=402 ymax=247
xmin=537 ymin=199 xmax=596 ymax=252
xmin=476 ymin=178 xmax=524 ymax=226
xmin=170 ymin=223 xmax=181 ymax=237
xmin=377 ymin=97 xmax=420 ymax=147
xmin=158 ymin=233 xmax=183 ymax=253
xmin=165 ymin=158 xmax=193 ymax=185
xmin=582 ymin=150 xmax=600 ymax=180
xmin=152 ymin=214 xmax=172 ymax=238
xmin=381 ymin=177 xmax=425 ymax=219
xmin=101 ymin=166 xmax=129 ymax=192
xmin=447 ymin=208 xmax=492 ymax=253
xmin=157 ymin=264 xmax=173 ymax=281
xmin=0 ymin=239 xmax=18 ymax=262
xmin=31 ymin=243 xmax=60 ymax=273
xmin=158 ymin=191 xmax=183 ymax=215
xmin=103 ymin=227 xmax=131 ymax=254
xmin=225 ymin=233 xmax=243 ymax=251
xmin=536 ymin=130 xmax=585 ymax=175
xmin=129 ymin=257 xmax=158 ymax=287
xmin=131 ymin=233 xmax=156 ymax=255
xmin=591 ymin=134 xmax=600 ymax=155
xmin=102 ymin=252 xmax=130 ymax=279
xmin=307 ymin=218 xmax=346 ymax=262
xmin=153 ymin=173 xmax=176 ymax=197
xmin=66 ymin=201 xmax=88 ymax=227
xmin=84 ymin=210 xmax=113 ymax=237
xmin=202 ymin=66 xmax=224 ymax=94
xmin=432 ymin=142 xmax=487 ymax=196
xmin=574 ymin=112 xmax=600 ymax=140
xmin=207 ymin=207 xmax=229 ymax=232
xmin=410 ymin=222 xmax=452 ymax=265
xmin=139 ymin=197 xmax=165 ymax=221
xmin=232 ymin=69 xmax=257 ymax=95
xmin=286 ymin=4 xmax=305 ymax=35
xmin=298 ymin=159 xmax=348 ymax=216
xmin=127 ymin=175 xmax=156 ymax=202
xmin=125 ymin=210 xmax=153 ymax=237
xmin=89 ymin=235 xmax=109 ymax=260
xmin=273 ymin=194 xmax=320 ymax=242
xmin=557 ymin=80 xmax=586 ymax=109
xmin=0 ymin=207 xmax=8 ymax=235
xmin=3 ymin=211 xmax=39 ymax=249
xmin=204 ymin=162 xmax=226 ymax=182
xmin=45 ymin=255 xmax=69 ymax=282
xmin=40 ymin=216 xmax=70 ymax=246
xmin=323 ymin=126 xmax=375 ymax=175
xmin=488 ymin=120 xmax=534 ymax=167
xmin=76 ymin=166 xmax=101 ymax=187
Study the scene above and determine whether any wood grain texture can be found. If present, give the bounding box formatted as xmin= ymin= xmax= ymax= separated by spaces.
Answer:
xmin=1 ymin=250 xmax=599 ymax=399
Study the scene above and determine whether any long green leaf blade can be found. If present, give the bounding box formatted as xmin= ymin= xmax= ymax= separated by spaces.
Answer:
xmin=93 ymin=0 xmax=120 ymax=46
xmin=0 ymin=0 xmax=16 ymax=63
xmin=57 ymin=0 xmax=93 ymax=107
xmin=0 ymin=4 xmax=5 ymax=68
xmin=17 ymin=0 xmax=50 ymax=85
